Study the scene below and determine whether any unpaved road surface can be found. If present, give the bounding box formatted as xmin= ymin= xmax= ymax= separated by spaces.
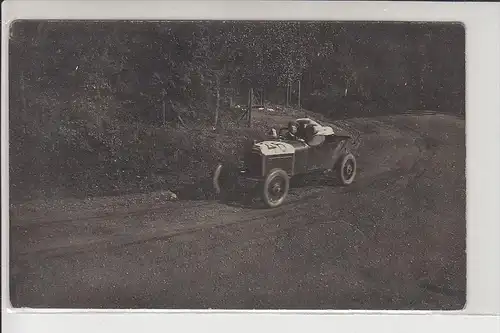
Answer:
xmin=9 ymin=113 xmax=466 ymax=309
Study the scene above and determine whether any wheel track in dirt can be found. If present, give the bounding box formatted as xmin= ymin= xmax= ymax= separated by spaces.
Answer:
xmin=10 ymin=201 xmax=215 ymax=228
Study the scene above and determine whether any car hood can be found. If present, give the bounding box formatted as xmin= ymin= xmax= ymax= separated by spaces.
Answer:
xmin=252 ymin=140 xmax=296 ymax=156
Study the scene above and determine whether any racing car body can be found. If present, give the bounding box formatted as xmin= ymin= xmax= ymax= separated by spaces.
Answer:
xmin=213 ymin=118 xmax=358 ymax=208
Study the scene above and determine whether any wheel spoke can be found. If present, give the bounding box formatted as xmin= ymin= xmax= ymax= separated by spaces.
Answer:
xmin=263 ymin=170 xmax=289 ymax=208
xmin=268 ymin=176 xmax=285 ymax=202
xmin=343 ymin=159 xmax=355 ymax=180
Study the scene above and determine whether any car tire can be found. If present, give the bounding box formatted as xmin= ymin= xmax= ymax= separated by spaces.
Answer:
xmin=262 ymin=168 xmax=290 ymax=208
xmin=337 ymin=153 xmax=357 ymax=185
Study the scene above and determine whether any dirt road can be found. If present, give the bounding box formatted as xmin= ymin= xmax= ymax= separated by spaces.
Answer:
xmin=9 ymin=113 xmax=466 ymax=309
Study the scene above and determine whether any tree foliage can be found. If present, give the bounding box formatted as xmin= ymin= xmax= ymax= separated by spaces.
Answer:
xmin=8 ymin=21 xmax=465 ymax=201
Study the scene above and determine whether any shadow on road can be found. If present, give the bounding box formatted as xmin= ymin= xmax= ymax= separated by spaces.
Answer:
xmin=172 ymin=170 xmax=345 ymax=210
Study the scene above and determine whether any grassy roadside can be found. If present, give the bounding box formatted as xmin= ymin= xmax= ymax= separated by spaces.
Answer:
xmin=10 ymin=106 xmax=315 ymax=204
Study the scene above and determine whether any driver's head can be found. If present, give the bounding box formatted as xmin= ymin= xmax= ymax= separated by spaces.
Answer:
xmin=288 ymin=121 xmax=299 ymax=134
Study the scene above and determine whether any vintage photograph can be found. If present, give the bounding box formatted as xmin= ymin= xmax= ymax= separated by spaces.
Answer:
xmin=8 ymin=20 xmax=465 ymax=309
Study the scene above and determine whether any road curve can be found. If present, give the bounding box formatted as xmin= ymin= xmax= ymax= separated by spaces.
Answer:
xmin=9 ymin=113 xmax=466 ymax=310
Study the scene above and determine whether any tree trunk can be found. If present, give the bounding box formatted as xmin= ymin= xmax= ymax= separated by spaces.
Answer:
xmin=286 ymin=81 xmax=290 ymax=107
xmin=344 ymin=76 xmax=351 ymax=97
xmin=309 ymin=71 xmax=313 ymax=93
xmin=298 ymin=80 xmax=301 ymax=109
xmin=289 ymin=81 xmax=291 ymax=106
xmin=263 ymin=90 xmax=265 ymax=106
xmin=419 ymin=41 xmax=427 ymax=109
xmin=214 ymin=75 xmax=220 ymax=127
xmin=162 ymin=99 xmax=166 ymax=126
xmin=248 ymin=88 xmax=253 ymax=127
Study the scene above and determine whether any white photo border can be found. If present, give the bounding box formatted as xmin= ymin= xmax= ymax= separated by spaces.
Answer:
xmin=2 ymin=0 xmax=499 ymax=332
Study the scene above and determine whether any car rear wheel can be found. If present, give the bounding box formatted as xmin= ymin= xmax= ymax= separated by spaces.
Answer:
xmin=262 ymin=168 xmax=290 ymax=208
xmin=337 ymin=153 xmax=357 ymax=185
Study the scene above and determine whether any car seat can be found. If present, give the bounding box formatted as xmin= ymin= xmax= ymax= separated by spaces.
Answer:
xmin=304 ymin=124 xmax=326 ymax=146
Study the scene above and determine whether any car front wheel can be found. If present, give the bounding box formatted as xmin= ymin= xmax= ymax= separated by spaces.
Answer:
xmin=262 ymin=168 xmax=290 ymax=208
xmin=213 ymin=163 xmax=238 ymax=198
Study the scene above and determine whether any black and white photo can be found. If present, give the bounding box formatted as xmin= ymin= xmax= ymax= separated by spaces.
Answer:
xmin=8 ymin=19 xmax=466 ymax=310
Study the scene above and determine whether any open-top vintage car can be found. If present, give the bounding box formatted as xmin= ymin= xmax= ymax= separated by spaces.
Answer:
xmin=213 ymin=118 xmax=358 ymax=208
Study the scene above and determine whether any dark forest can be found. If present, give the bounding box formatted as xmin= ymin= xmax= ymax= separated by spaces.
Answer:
xmin=9 ymin=21 xmax=465 ymax=202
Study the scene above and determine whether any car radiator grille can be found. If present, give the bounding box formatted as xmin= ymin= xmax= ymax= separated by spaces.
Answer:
xmin=245 ymin=152 xmax=262 ymax=177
